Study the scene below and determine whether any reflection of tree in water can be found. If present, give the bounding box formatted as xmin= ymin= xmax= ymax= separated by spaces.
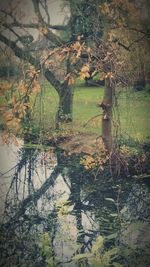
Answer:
xmin=1 ymin=145 xmax=149 ymax=266
xmin=0 ymin=146 xmax=122 ymax=266
xmin=0 ymin=147 xmax=60 ymax=267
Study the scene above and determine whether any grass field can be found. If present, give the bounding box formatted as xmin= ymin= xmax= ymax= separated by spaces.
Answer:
xmin=32 ymin=82 xmax=150 ymax=141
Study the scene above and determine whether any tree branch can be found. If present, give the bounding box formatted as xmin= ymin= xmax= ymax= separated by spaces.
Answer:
xmin=0 ymin=8 xmax=67 ymax=31
xmin=83 ymin=114 xmax=102 ymax=127
xmin=117 ymin=35 xmax=146 ymax=51
xmin=31 ymin=0 xmax=64 ymax=46
xmin=124 ymin=25 xmax=149 ymax=37
xmin=39 ymin=0 xmax=50 ymax=24
xmin=0 ymin=33 xmax=63 ymax=93
xmin=0 ymin=33 xmax=40 ymax=67
xmin=2 ymin=22 xmax=67 ymax=31
xmin=45 ymin=68 xmax=62 ymax=93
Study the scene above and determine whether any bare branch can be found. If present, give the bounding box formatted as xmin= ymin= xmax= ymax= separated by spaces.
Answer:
xmin=39 ymin=0 xmax=50 ymax=24
xmin=2 ymin=21 xmax=67 ymax=31
xmin=83 ymin=114 xmax=103 ymax=127
xmin=32 ymin=0 xmax=45 ymax=24
xmin=0 ymin=33 xmax=63 ymax=93
xmin=123 ymin=25 xmax=149 ymax=37
xmin=0 ymin=33 xmax=40 ymax=67
xmin=31 ymin=0 xmax=64 ymax=46
xmin=0 ymin=7 xmax=67 ymax=31
xmin=117 ymin=35 xmax=146 ymax=51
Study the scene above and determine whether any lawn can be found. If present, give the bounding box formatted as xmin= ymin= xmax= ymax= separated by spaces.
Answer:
xmin=32 ymin=82 xmax=150 ymax=141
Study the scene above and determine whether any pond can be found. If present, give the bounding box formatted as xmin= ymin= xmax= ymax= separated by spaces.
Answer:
xmin=0 ymin=136 xmax=150 ymax=267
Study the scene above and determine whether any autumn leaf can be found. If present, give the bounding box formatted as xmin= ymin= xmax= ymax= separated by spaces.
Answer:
xmin=18 ymin=80 xmax=27 ymax=94
xmin=32 ymin=81 xmax=41 ymax=94
xmin=0 ymin=81 xmax=12 ymax=95
xmin=13 ymin=102 xmax=27 ymax=118
xmin=71 ymin=41 xmax=82 ymax=58
xmin=68 ymin=77 xmax=75 ymax=86
xmin=6 ymin=117 xmax=20 ymax=132
xmin=3 ymin=110 xmax=14 ymax=122
xmin=105 ymin=72 xmax=113 ymax=79
xmin=79 ymin=64 xmax=90 ymax=80
xmin=38 ymin=27 xmax=48 ymax=35
xmin=99 ymin=72 xmax=106 ymax=81
xmin=0 ymin=81 xmax=12 ymax=91
xmin=26 ymin=66 xmax=40 ymax=79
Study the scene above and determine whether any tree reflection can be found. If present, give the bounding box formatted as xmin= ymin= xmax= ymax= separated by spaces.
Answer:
xmin=0 ymin=144 xmax=149 ymax=266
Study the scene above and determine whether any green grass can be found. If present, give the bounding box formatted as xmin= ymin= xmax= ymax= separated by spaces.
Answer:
xmin=117 ymin=90 xmax=150 ymax=140
xmin=32 ymin=83 xmax=150 ymax=141
xmin=1 ymin=80 xmax=150 ymax=141
xmin=32 ymin=83 xmax=103 ymax=134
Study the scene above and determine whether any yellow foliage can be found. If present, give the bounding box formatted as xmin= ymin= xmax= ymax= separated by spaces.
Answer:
xmin=3 ymin=110 xmax=14 ymax=122
xmin=18 ymin=80 xmax=27 ymax=94
xmin=13 ymin=102 xmax=27 ymax=118
xmin=120 ymin=145 xmax=138 ymax=158
xmin=6 ymin=117 xmax=20 ymax=132
xmin=105 ymin=72 xmax=113 ymax=79
xmin=68 ymin=77 xmax=75 ymax=86
xmin=38 ymin=27 xmax=48 ymax=35
xmin=80 ymin=155 xmax=96 ymax=170
xmin=99 ymin=72 xmax=106 ymax=81
xmin=0 ymin=81 xmax=12 ymax=96
xmin=80 ymin=139 xmax=109 ymax=171
xmin=26 ymin=66 xmax=40 ymax=79
xmin=32 ymin=81 xmax=41 ymax=94
xmin=71 ymin=40 xmax=83 ymax=59
xmin=79 ymin=63 xmax=90 ymax=80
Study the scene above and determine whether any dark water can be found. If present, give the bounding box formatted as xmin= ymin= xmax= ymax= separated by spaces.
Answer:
xmin=0 ymin=138 xmax=150 ymax=267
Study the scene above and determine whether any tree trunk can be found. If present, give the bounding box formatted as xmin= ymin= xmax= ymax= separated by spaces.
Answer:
xmin=101 ymin=76 xmax=113 ymax=152
xmin=56 ymin=83 xmax=73 ymax=127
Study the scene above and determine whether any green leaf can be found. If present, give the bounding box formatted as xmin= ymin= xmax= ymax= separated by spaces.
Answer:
xmin=106 ymin=233 xmax=117 ymax=240
xmin=89 ymin=259 xmax=104 ymax=267
xmin=105 ymin=198 xmax=115 ymax=203
xmin=103 ymin=247 xmax=119 ymax=262
xmin=113 ymin=262 xmax=124 ymax=267
xmin=92 ymin=236 xmax=104 ymax=255
xmin=110 ymin=213 xmax=118 ymax=217
xmin=72 ymin=253 xmax=92 ymax=261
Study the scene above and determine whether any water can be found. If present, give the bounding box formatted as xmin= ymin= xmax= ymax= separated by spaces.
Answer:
xmin=0 ymin=138 xmax=99 ymax=266
xmin=0 ymin=137 xmax=150 ymax=267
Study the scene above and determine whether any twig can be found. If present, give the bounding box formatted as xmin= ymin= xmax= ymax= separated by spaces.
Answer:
xmin=83 ymin=114 xmax=102 ymax=127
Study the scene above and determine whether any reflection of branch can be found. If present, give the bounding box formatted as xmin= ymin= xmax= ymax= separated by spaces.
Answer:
xmin=0 ymin=8 xmax=66 ymax=31
xmin=61 ymin=174 xmax=71 ymax=190
xmin=2 ymin=166 xmax=60 ymax=229
xmin=2 ymin=22 xmax=67 ymax=31
xmin=0 ymin=165 xmax=17 ymax=178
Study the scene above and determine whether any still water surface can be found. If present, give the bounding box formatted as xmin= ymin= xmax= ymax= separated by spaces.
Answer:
xmin=0 ymin=137 xmax=150 ymax=266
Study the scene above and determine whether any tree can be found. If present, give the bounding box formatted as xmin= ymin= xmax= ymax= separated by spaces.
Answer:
xmin=0 ymin=0 xmax=76 ymax=126
xmin=1 ymin=0 xmax=149 ymax=151
xmin=74 ymin=0 xmax=150 ymax=151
